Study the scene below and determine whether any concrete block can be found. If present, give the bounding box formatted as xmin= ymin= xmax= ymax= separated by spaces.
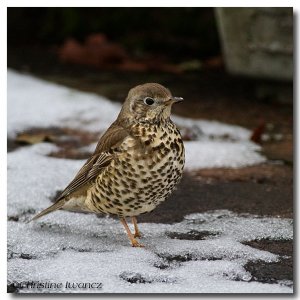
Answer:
xmin=215 ymin=8 xmax=293 ymax=81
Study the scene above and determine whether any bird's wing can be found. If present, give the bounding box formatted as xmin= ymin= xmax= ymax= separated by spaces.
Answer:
xmin=55 ymin=123 xmax=130 ymax=201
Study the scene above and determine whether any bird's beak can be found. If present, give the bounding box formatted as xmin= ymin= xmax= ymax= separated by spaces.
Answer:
xmin=171 ymin=97 xmax=183 ymax=103
xmin=165 ymin=97 xmax=184 ymax=106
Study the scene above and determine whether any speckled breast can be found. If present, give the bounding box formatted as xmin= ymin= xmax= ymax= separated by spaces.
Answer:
xmin=86 ymin=120 xmax=185 ymax=217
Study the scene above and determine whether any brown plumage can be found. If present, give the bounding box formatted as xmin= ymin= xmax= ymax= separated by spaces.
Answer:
xmin=31 ymin=83 xmax=185 ymax=247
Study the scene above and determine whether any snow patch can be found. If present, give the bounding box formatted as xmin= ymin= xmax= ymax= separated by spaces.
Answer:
xmin=7 ymin=143 xmax=83 ymax=218
xmin=7 ymin=70 xmax=120 ymax=137
xmin=7 ymin=210 xmax=292 ymax=293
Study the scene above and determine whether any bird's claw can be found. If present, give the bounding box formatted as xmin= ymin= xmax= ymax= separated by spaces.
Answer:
xmin=134 ymin=232 xmax=142 ymax=238
xmin=131 ymin=239 xmax=144 ymax=247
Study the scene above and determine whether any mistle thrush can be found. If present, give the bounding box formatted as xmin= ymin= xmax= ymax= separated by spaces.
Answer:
xmin=31 ymin=83 xmax=185 ymax=247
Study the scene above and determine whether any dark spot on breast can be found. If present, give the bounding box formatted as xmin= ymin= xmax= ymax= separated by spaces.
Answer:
xmin=149 ymin=161 xmax=157 ymax=169
xmin=162 ymin=160 xmax=170 ymax=168
xmin=158 ymin=166 xmax=165 ymax=173
xmin=123 ymin=188 xmax=131 ymax=194
xmin=121 ymin=179 xmax=129 ymax=188
xmin=124 ymin=197 xmax=135 ymax=204
xmin=141 ymin=127 xmax=146 ymax=137
xmin=114 ymin=181 xmax=120 ymax=187
xmin=163 ymin=148 xmax=171 ymax=156
xmin=127 ymin=171 xmax=133 ymax=178
xmin=153 ymin=143 xmax=165 ymax=152
xmin=130 ymin=182 xmax=137 ymax=189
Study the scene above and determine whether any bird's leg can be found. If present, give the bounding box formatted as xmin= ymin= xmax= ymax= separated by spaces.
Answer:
xmin=131 ymin=216 xmax=142 ymax=238
xmin=120 ymin=218 xmax=144 ymax=247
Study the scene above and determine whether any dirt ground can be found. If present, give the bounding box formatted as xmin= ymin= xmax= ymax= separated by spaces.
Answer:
xmin=8 ymin=46 xmax=293 ymax=288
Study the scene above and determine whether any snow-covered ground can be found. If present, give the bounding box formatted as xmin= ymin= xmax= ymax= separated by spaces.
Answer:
xmin=8 ymin=210 xmax=292 ymax=293
xmin=7 ymin=70 xmax=292 ymax=293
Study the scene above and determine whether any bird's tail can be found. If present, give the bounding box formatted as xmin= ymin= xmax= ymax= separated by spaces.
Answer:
xmin=29 ymin=200 xmax=66 ymax=222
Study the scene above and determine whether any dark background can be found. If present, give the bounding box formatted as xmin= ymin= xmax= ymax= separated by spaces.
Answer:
xmin=8 ymin=8 xmax=220 ymax=61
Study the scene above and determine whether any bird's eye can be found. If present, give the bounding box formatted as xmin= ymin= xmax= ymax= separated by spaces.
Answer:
xmin=144 ymin=97 xmax=155 ymax=106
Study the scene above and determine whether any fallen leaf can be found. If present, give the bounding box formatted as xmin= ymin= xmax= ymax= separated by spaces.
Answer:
xmin=15 ymin=132 xmax=53 ymax=145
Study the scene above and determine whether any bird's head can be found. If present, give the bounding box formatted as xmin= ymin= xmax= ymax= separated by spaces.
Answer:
xmin=119 ymin=83 xmax=183 ymax=123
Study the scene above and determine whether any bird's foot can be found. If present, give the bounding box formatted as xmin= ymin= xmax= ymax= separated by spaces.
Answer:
xmin=131 ymin=239 xmax=144 ymax=247
xmin=134 ymin=231 xmax=142 ymax=238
